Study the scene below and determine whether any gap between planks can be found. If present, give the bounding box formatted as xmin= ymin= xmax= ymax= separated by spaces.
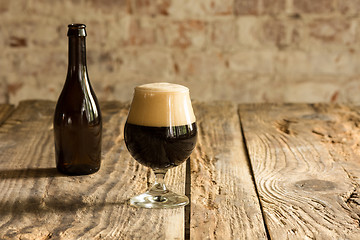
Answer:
xmin=0 ymin=104 xmax=15 ymax=126
xmin=185 ymin=158 xmax=191 ymax=240
xmin=238 ymin=106 xmax=272 ymax=240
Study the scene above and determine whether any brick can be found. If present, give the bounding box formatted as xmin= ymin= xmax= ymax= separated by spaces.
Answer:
xmin=308 ymin=18 xmax=355 ymax=46
xmin=228 ymin=51 xmax=275 ymax=74
xmin=173 ymin=50 xmax=227 ymax=79
xmin=339 ymin=78 xmax=360 ymax=103
xmin=3 ymin=20 xmax=32 ymax=48
xmin=262 ymin=0 xmax=286 ymax=15
xmin=7 ymin=82 xmax=24 ymax=96
xmin=293 ymin=0 xmax=335 ymax=14
xmin=288 ymin=19 xmax=305 ymax=48
xmin=2 ymin=17 xmax=63 ymax=49
xmin=122 ymin=49 xmax=173 ymax=78
xmin=0 ymin=0 xmax=10 ymax=13
xmin=8 ymin=0 xmax=27 ymax=12
xmin=93 ymin=73 xmax=152 ymax=102
xmin=9 ymin=37 xmax=27 ymax=47
xmin=89 ymin=0 xmax=129 ymax=14
xmin=337 ymin=0 xmax=360 ymax=16
xmin=100 ymin=16 xmax=157 ymax=47
xmin=234 ymin=0 xmax=259 ymax=16
xmin=174 ymin=78 xmax=216 ymax=102
xmin=105 ymin=16 xmax=130 ymax=48
xmin=132 ymin=0 xmax=170 ymax=15
xmin=210 ymin=19 xmax=237 ymax=49
xmin=276 ymin=50 xmax=358 ymax=76
xmin=85 ymin=19 xmax=111 ymax=48
xmin=206 ymin=0 xmax=234 ymax=15
xmin=2 ymin=50 xmax=67 ymax=88
xmin=26 ymin=0 xmax=81 ymax=18
xmin=158 ymin=20 xmax=207 ymax=49
xmin=7 ymin=75 xmax=60 ymax=104
xmin=87 ymin=50 xmax=118 ymax=74
xmin=308 ymin=51 xmax=358 ymax=76
xmin=259 ymin=18 xmax=287 ymax=49
xmin=126 ymin=17 xmax=157 ymax=45
xmin=2 ymin=49 xmax=72 ymax=103
xmin=214 ymin=73 xmax=284 ymax=102
xmin=169 ymin=0 xmax=233 ymax=17
xmin=236 ymin=17 xmax=262 ymax=48
xmin=30 ymin=20 xmax=63 ymax=48
xmin=237 ymin=17 xmax=290 ymax=49
xmin=275 ymin=50 xmax=310 ymax=76
xmin=283 ymin=78 xmax=340 ymax=102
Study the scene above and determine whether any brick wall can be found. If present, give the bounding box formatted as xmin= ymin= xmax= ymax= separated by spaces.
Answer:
xmin=1 ymin=0 xmax=359 ymax=104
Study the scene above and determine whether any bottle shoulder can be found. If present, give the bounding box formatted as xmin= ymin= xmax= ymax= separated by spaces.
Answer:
xmin=54 ymin=93 xmax=101 ymax=126
xmin=55 ymin=68 xmax=101 ymax=123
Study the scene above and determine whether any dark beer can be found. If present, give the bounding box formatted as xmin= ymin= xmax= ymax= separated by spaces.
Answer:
xmin=53 ymin=24 xmax=102 ymax=175
xmin=124 ymin=123 xmax=197 ymax=170
xmin=124 ymin=82 xmax=197 ymax=171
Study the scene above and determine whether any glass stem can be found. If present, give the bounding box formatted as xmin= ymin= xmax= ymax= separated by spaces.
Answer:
xmin=150 ymin=169 xmax=169 ymax=196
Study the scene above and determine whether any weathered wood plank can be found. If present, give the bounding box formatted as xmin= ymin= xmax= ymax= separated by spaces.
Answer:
xmin=0 ymin=104 xmax=14 ymax=126
xmin=0 ymin=100 xmax=186 ymax=239
xmin=239 ymin=103 xmax=360 ymax=240
xmin=190 ymin=102 xmax=267 ymax=239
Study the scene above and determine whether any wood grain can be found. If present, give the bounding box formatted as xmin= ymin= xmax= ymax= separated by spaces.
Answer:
xmin=0 ymin=104 xmax=14 ymax=126
xmin=190 ymin=102 xmax=267 ymax=239
xmin=0 ymin=100 xmax=186 ymax=239
xmin=239 ymin=103 xmax=360 ymax=239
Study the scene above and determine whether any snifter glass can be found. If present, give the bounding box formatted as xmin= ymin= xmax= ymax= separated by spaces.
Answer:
xmin=124 ymin=83 xmax=197 ymax=208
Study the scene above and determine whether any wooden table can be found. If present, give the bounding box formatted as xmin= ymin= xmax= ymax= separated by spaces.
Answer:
xmin=0 ymin=100 xmax=360 ymax=239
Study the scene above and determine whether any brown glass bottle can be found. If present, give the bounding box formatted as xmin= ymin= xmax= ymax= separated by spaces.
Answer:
xmin=53 ymin=24 xmax=102 ymax=175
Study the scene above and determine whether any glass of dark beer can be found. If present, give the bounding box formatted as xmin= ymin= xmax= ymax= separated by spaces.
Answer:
xmin=124 ymin=83 xmax=197 ymax=208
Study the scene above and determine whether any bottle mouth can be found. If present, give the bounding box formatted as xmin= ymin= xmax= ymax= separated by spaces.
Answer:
xmin=68 ymin=23 xmax=86 ymax=29
xmin=67 ymin=23 xmax=87 ymax=37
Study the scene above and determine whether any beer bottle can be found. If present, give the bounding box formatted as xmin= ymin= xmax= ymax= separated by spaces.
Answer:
xmin=53 ymin=24 xmax=102 ymax=175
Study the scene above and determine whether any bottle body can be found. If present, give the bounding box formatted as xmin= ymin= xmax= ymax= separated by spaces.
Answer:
xmin=54 ymin=24 xmax=102 ymax=175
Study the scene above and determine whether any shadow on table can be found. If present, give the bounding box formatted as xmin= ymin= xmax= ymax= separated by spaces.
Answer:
xmin=0 ymin=167 xmax=63 ymax=179
xmin=0 ymin=195 xmax=129 ymax=216
xmin=0 ymin=197 xmax=129 ymax=239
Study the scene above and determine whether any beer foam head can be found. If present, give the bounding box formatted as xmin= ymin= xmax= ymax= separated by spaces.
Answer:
xmin=127 ymin=83 xmax=196 ymax=127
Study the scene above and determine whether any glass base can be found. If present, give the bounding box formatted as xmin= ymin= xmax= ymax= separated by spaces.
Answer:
xmin=130 ymin=190 xmax=189 ymax=209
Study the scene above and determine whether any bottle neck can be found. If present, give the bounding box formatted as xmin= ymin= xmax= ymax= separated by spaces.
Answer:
xmin=68 ymin=36 xmax=87 ymax=74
